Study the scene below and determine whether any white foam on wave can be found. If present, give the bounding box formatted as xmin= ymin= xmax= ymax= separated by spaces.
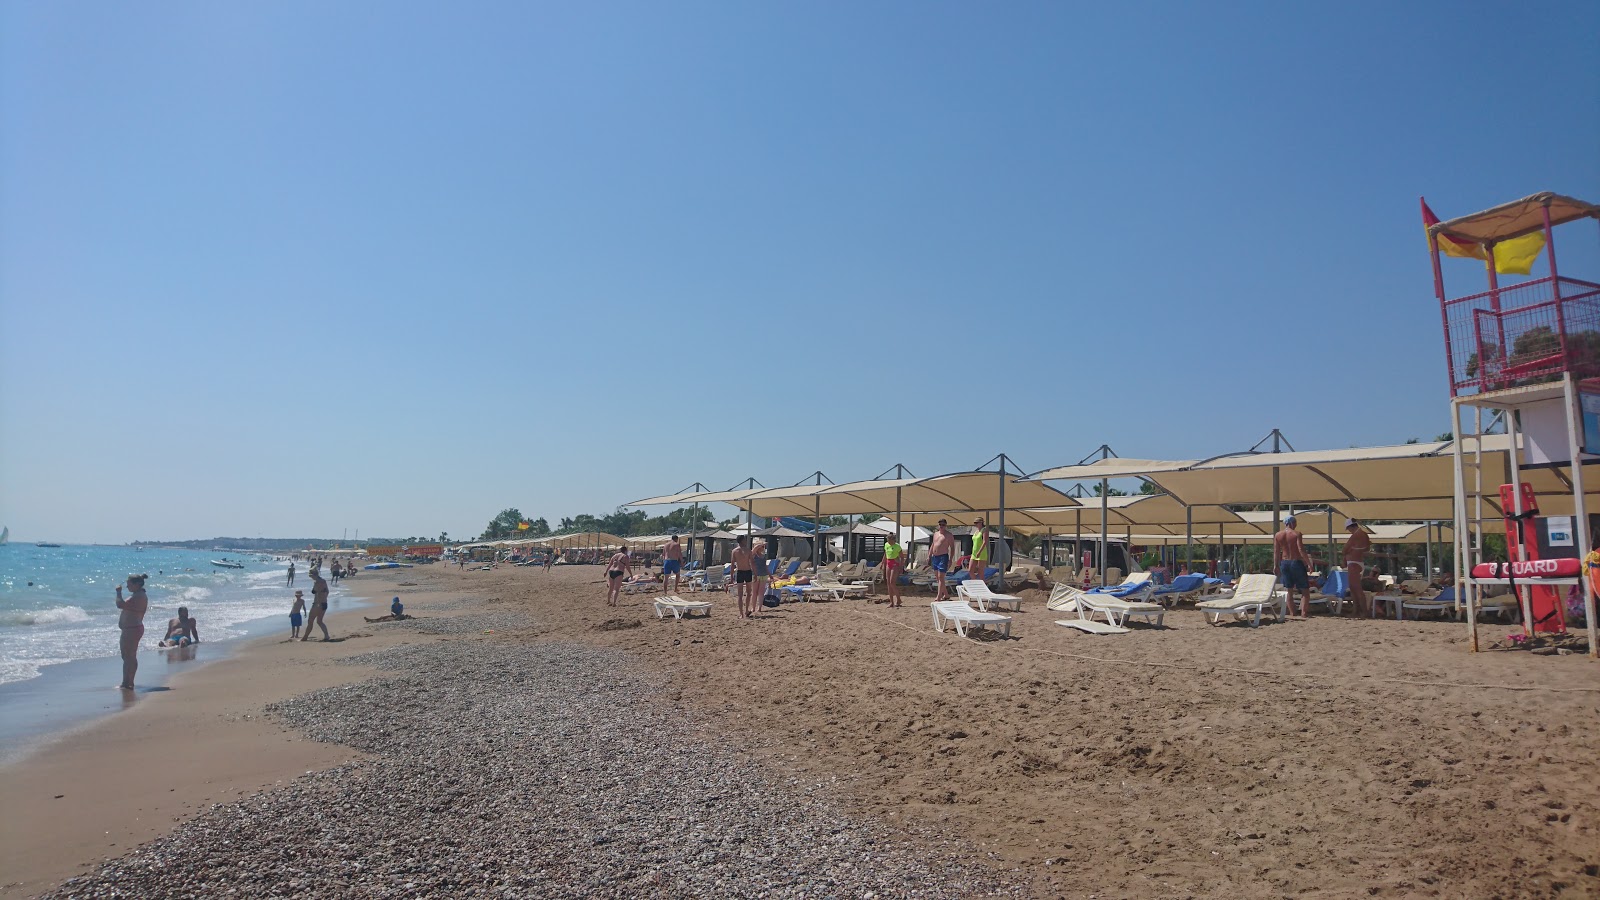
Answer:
xmin=177 ymin=586 xmax=214 ymax=603
xmin=0 ymin=605 xmax=93 ymax=627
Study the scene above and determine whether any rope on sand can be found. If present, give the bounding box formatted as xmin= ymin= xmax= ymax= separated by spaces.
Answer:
xmin=857 ymin=610 xmax=1600 ymax=694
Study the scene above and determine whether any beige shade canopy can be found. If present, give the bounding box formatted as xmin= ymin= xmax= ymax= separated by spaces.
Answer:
xmin=1025 ymin=457 xmax=1199 ymax=484
xmin=538 ymin=531 xmax=630 ymax=549
xmin=739 ymin=472 xmax=1079 ymax=519
xmin=1429 ymin=192 xmax=1600 ymax=244
xmin=996 ymin=495 xmax=1262 ymax=536
xmin=1193 ymin=518 xmax=1453 ymax=546
xmin=628 ymin=486 xmax=770 ymax=507
xmin=1138 ymin=438 xmax=1514 ymax=507
xmin=740 ymin=479 xmax=918 ymax=518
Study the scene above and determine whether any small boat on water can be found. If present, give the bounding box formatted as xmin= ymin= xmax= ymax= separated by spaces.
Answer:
xmin=211 ymin=559 xmax=245 ymax=569
xmin=36 ymin=542 xmax=61 ymax=548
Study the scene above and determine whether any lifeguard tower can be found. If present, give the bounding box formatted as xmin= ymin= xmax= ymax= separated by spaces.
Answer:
xmin=1433 ymin=192 xmax=1600 ymax=657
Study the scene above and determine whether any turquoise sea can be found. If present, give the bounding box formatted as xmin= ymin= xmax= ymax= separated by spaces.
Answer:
xmin=0 ymin=543 xmax=353 ymax=686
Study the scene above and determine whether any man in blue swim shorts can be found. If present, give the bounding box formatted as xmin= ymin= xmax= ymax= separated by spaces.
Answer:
xmin=929 ymin=519 xmax=955 ymax=601
xmin=1273 ymin=515 xmax=1313 ymax=618
xmin=661 ymin=533 xmax=684 ymax=593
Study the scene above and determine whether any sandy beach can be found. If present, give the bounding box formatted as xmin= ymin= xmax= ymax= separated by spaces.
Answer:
xmin=3 ymin=564 xmax=1597 ymax=897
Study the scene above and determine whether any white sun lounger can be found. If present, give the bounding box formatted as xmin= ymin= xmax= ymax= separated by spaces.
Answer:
xmin=1080 ymin=582 xmax=1164 ymax=628
xmin=1047 ymin=583 xmax=1130 ymax=635
xmin=804 ymin=572 xmax=869 ymax=600
xmin=957 ymin=580 xmax=1023 ymax=611
xmin=1196 ymin=573 xmax=1285 ymax=627
xmin=653 ymin=595 xmax=713 ymax=621
xmin=930 ymin=600 xmax=1012 ymax=638
xmin=1046 ymin=582 xmax=1164 ymax=633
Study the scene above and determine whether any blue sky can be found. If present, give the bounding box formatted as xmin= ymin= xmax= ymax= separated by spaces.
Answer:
xmin=2 ymin=1 xmax=1597 ymax=543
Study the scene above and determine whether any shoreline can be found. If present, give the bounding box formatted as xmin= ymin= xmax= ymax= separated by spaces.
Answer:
xmin=3 ymin=564 xmax=1597 ymax=897
xmin=0 ymin=572 xmax=407 ymax=898
xmin=0 ymin=576 xmax=371 ymax=766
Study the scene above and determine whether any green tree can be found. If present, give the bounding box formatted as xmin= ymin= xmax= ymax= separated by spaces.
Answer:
xmin=481 ymin=508 xmax=526 ymax=540
xmin=526 ymin=517 xmax=550 ymax=536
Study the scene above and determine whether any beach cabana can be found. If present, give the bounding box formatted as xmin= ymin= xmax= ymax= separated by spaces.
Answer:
xmin=819 ymin=521 xmax=892 ymax=563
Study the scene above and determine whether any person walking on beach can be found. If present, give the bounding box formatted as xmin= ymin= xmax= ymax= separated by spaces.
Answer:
xmin=289 ymin=590 xmax=305 ymax=640
xmin=604 ymin=548 xmax=632 ymax=607
xmin=662 ymin=534 xmax=684 ymax=593
xmin=882 ymin=533 xmax=905 ymax=608
xmin=1273 ymin=515 xmax=1313 ymax=618
xmin=301 ymin=571 xmax=331 ymax=641
xmin=330 ymin=560 xmax=342 ymax=584
xmin=114 ymin=574 xmax=149 ymax=690
xmin=731 ymin=536 xmax=756 ymax=618
xmin=749 ymin=538 xmax=769 ymax=613
xmin=1343 ymin=518 xmax=1372 ymax=618
xmin=969 ymin=517 xmax=991 ymax=587
xmin=930 ymin=520 xmax=955 ymax=601
xmin=287 ymin=561 xmax=296 ymax=586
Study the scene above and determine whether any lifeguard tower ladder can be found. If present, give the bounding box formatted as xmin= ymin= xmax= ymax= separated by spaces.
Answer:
xmin=1435 ymin=193 xmax=1600 ymax=657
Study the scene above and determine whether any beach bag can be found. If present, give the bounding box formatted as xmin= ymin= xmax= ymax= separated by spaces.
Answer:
xmin=762 ymin=590 xmax=781 ymax=608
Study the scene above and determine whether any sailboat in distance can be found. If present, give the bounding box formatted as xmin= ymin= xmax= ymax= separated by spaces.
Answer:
xmin=0 ymin=526 xmax=8 ymax=545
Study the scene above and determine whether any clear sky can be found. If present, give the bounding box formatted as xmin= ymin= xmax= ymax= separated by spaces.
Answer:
xmin=2 ymin=1 xmax=1597 ymax=544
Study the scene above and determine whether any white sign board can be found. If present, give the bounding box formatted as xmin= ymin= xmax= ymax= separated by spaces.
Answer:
xmin=1546 ymin=516 xmax=1574 ymax=547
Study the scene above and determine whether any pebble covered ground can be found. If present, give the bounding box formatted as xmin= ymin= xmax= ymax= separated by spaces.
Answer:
xmin=44 ymin=631 xmax=1023 ymax=898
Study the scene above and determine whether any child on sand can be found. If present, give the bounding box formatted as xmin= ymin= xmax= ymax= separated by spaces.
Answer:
xmin=290 ymin=590 xmax=305 ymax=639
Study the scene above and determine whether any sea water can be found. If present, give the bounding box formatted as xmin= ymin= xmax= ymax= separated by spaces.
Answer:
xmin=0 ymin=544 xmax=352 ymax=686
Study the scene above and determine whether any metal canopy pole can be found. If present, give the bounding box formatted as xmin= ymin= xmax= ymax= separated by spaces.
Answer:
xmin=1185 ymin=505 xmax=1193 ymax=572
xmin=1424 ymin=521 xmax=1433 ymax=584
xmin=1453 ymin=402 xmax=1478 ymax=649
xmin=1505 ymin=403 xmax=1535 ymax=632
xmin=1562 ymin=373 xmax=1598 ymax=657
xmin=1326 ymin=506 xmax=1335 ymax=575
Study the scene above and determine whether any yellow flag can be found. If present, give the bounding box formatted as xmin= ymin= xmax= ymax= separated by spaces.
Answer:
xmin=1490 ymin=231 xmax=1546 ymax=276
xmin=1422 ymin=198 xmax=1545 ymax=275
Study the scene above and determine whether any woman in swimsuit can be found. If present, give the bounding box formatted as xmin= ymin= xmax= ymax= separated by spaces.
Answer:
xmin=301 ymin=571 xmax=331 ymax=641
xmin=605 ymin=549 xmax=633 ymax=607
xmin=115 ymin=574 xmax=149 ymax=690
xmin=749 ymin=539 xmax=769 ymax=614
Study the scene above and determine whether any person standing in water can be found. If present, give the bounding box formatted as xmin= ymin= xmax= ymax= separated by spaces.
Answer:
xmin=287 ymin=561 xmax=296 ymax=586
xmin=301 ymin=570 xmax=331 ymax=641
xmin=604 ymin=547 xmax=632 ymax=607
xmin=114 ymin=574 xmax=149 ymax=690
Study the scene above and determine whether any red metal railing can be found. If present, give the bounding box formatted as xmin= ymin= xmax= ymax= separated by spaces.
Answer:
xmin=1443 ymin=276 xmax=1600 ymax=395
